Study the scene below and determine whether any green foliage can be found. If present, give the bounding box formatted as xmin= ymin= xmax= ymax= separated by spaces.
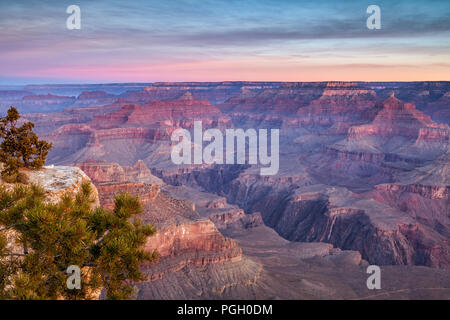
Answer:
xmin=0 ymin=107 xmax=52 ymax=182
xmin=0 ymin=183 xmax=157 ymax=300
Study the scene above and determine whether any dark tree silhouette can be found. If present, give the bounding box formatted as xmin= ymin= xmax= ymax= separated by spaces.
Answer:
xmin=0 ymin=106 xmax=52 ymax=182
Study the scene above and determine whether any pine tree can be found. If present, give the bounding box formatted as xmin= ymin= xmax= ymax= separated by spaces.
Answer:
xmin=0 ymin=106 xmax=52 ymax=182
xmin=0 ymin=183 xmax=158 ymax=300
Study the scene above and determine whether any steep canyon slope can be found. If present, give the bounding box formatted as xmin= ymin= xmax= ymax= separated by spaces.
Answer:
xmin=12 ymin=81 xmax=450 ymax=298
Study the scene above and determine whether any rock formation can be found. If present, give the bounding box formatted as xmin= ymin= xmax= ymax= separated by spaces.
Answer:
xmin=3 ymin=81 xmax=449 ymax=299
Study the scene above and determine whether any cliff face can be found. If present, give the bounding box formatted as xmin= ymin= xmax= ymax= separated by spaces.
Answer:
xmin=34 ymin=83 xmax=449 ymax=273
xmin=8 ymin=94 xmax=76 ymax=114
xmin=77 ymin=159 xmax=162 ymax=186
xmin=72 ymin=91 xmax=117 ymax=108
xmin=7 ymin=82 xmax=450 ymax=298
xmin=121 ymin=82 xmax=281 ymax=105
xmin=334 ymin=94 xmax=446 ymax=152
xmin=42 ymin=94 xmax=232 ymax=166
xmin=75 ymin=160 xmax=247 ymax=284
xmin=144 ymin=220 xmax=243 ymax=281
xmin=155 ymin=160 xmax=450 ymax=269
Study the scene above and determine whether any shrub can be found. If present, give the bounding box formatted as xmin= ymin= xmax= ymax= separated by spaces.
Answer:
xmin=0 ymin=183 xmax=158 ymax=299
xmin=0 ymin=107 xmax=52 ymax=182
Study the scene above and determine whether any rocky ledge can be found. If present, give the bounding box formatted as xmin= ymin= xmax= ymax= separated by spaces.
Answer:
xmin=0 ymin=164 xmax=100 ymax=266
xmin=0 ymin=165 xmax=99 ymax=206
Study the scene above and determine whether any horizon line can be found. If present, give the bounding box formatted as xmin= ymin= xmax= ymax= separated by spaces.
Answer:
xmin=2 ymin=80 xmax=450 ymax=87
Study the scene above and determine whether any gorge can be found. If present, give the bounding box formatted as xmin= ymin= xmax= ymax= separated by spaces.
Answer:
xmin=1 ymin=81 xmax=449 ymax=299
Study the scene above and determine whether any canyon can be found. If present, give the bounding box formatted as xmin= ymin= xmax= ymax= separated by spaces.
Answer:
xmin=2 ymin=81 xmax=449 ymax=299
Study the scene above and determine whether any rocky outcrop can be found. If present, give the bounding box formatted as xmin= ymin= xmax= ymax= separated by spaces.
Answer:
xmin=338 ymin=94 xmax=436 ymax=146
xmin=156 ymin=163 xmax=450 ymax=269
xmin=144 ymin=219 xmax=242 ymax=280
xmin=42 ymin=94 xmax=233 ymax=166
xmin=0 ymin=90 xmax=34 ymax=115
xmin=0 ymin=165 xmax=99 ymax=206
xmin=321 ymin=95 xmax=449 ymax=185
xmin=18 ymin=94 xmax=76 ymax=113
xmin=365 ymin=81 xmax=450 ymax=124
xmin=97 ymin=182 xmax=160 ymax=210
xmin=75 ymin=160 xmax=247 ymax=285
xmin=89 ymin=98 xmax=229 ymax=130
xmin=139 ymin=189 xmax=245 ymax=281
xmin=121 ymin=82 xmax=280 ymax=105
xmin=21 ymin=103 xmax=124 ymax=134
xmin=6 ymin=82 xmax=450 ymax=299
xmin=0 ymin=165 xmax=100 ymax=266
xmin=365 ymin=157 xmax=449 ymax=240
xmin=219 ymin=82 xmax=325 ymax=114
xmin=209 ymin=209 xmax=263 ymax=230
xmin=75 ymin=160 xmax=162 ymax=209
xmin=237 ymin=181 xmax=449 ymax=268
xmin=73 ymin=91 xmax=117 ymax=107
xmin=76 ymin=159 xmax=162 ymax=185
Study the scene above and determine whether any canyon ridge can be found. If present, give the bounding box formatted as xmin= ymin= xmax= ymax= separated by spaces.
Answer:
xmin=1 ymin=81 xmax=449 ymax=299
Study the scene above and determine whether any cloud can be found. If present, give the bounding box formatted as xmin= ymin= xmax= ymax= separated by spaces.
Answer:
xmin=1 ymin=0 xmax=450 ymax=82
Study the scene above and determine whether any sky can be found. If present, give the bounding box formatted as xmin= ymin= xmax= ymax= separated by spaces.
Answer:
xmin=0 ymin=0 xmax=450 ymax=84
